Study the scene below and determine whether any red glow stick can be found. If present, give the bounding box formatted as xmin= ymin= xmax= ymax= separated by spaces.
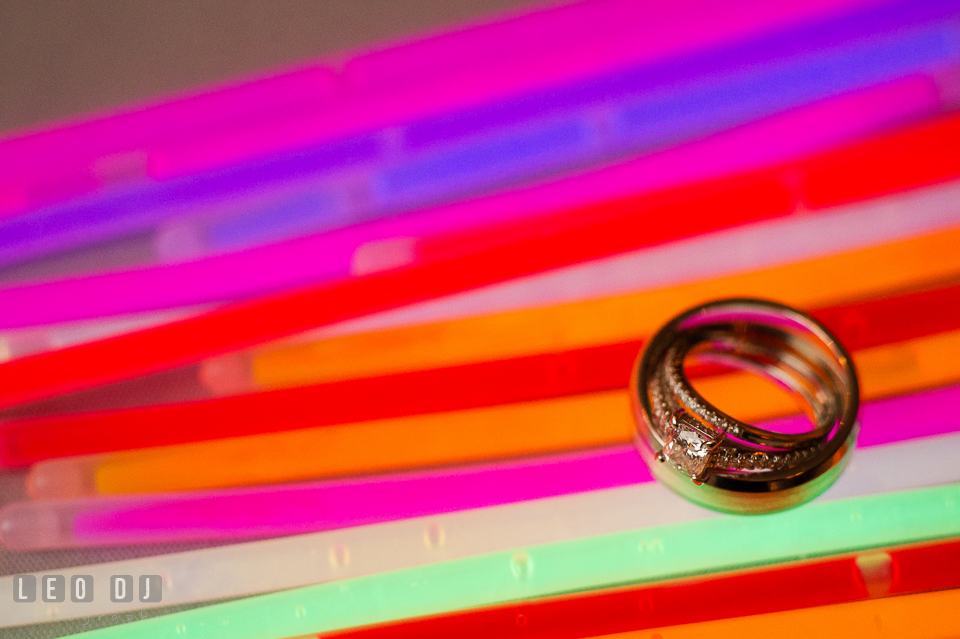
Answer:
xmin=322 ymin=537 xmax=960 ymax=639
xmin=2 ymin=278 xmax=960 ymax=467
xmin=0 ymin=113 xmax=958 ymax=411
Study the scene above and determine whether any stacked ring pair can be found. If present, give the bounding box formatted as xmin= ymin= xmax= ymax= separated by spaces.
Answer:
xmin=632 ymin=299 xmax=860 ymax=514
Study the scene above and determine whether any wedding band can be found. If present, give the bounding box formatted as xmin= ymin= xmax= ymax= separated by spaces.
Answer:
xmin=631 ymin=299 xmax=860 ymax=514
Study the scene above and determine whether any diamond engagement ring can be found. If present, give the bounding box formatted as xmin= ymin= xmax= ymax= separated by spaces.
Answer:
xmin=631 ymin=299 xmax=860 ymax=514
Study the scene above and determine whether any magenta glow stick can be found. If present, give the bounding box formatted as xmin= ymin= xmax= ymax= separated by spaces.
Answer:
xmin=379 ymin=74 xmax=943 ymax=247
xmin=1 ymin=446 xmax=646 ymax=549
xmin=2 ymin=383 xmax=956 ymax=550
xmin=151 ymin=0 xmax=886 ymax=179
xmin=0 ymin=0 xmax=878 ymax=215
xmin=0 ymin=67 xmax=339 ymax=216
xmin=6 ymin=4 xmax=952 ymax=273
xmin=0 ymin=77 xmax=940 ymax=331
xmin=344 ymin=0 xmax=878 ymax=96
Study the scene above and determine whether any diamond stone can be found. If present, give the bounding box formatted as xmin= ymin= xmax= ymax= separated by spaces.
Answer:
xmin=662 ymin=409 xmax=725 ymax=480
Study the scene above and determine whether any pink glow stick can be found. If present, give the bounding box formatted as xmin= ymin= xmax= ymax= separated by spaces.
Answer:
xmin=153 ymin=0 xmax=886 ymax=180
xmin=0 ymin=0 xmax=878 ymax=214
xmin=0 ymin=68 xmax=339 ymax=215
xmin=0 ymin=76 xmax=940 ymax=330
xmin=343 ymin=0 xmax=878 ymax=97
xmin=1 ymin=383 xmax=956 ymax=549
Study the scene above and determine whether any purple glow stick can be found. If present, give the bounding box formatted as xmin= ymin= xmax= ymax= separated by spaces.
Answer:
xmin=0 ymin=383 xmax=956 ymax=549
xmin=0 ymin=77 xmax=940 ymax=330
xmin=6 ymin=21 xmax=953 ymax=272
xmin=153 ymin=0 xmax=887 ymax=179
xmin=0 ymin=0 xmax=878 ymax=216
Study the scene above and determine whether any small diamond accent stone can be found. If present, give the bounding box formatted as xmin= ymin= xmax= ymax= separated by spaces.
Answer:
xmin=662 ymin=409 xmax=725 ymax=480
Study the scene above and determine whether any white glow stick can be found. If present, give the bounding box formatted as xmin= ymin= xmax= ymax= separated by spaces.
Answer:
xmin=0 ymin=306 xmax=210 ymax=363
xmin=312 ymin=180 xmax=960 ymax=339
xmin=3 ymin=430 xmax=958 ymax=627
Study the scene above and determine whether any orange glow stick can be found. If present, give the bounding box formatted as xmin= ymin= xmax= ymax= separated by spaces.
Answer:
xmin=29 ymin=327 xmax=960 ymax=498
xmin=240 ymin=224 xmax=960 ymax=388
xmin=590 ymin=588 xmax=960 ymax=639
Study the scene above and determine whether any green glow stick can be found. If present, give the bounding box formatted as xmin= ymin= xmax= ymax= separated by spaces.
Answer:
xmin=83 ymin=483 xmax=960 ymax=639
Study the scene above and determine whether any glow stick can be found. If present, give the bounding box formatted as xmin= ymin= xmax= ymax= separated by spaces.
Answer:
xmin=0 ymin=111 xmax=957 ymax=412
xmin=3 ymin=382 xmax=960 ymax=548
xmin=207 ymin=179 xmax=960 ymax=392
xmin=4 ymin=269 xmax=958 ymax=467
xmin=1 ymin=0 xmax=879 ymax=215
xmin=55 ymin=482 xmax=960 ymax=639
xmin=0 ymin=76 xmax=943 ymax=329
xmin=582 ymin=588 xmax=960 ymax=639
xmin=313 ymin=539 xmax=960 ymax=639
xmin=2 ymin=430 xmax=957 ymax=628
xmin=244 ymin=221 xmax=960 ymax=388
xmin=0 ymin=306 xmax=209 ymax=363
xmin=25 ymin=327 xmax=960 ymax=498
xmin=151 ymin=0 xmax=952 ymax=182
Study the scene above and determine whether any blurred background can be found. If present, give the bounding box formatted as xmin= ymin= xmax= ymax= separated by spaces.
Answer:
xmin=0 ymin=0 xmax=550 ymax=133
